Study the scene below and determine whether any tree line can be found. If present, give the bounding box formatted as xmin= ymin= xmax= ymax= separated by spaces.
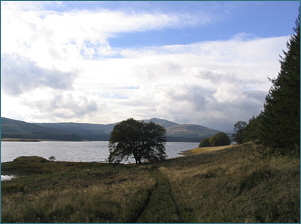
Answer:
xmin=234 ymin=9 xmax=300 ymax=157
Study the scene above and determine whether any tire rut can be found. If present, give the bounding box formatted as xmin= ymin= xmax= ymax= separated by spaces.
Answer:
xmin=168 ymin=182 xmax=184 ymax=222
xmin=129 ymin=181 xmax=158 ymax=223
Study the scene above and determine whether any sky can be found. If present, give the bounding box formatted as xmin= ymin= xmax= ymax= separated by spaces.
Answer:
xmin=1 ymin=1 xmax=300 ymax=132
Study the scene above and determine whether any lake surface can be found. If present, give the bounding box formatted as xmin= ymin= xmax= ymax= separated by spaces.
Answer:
xmin=1 ymin=141 xmax=198 ymax=181
xmin=1 ymin=141 xmax=198 ymax=163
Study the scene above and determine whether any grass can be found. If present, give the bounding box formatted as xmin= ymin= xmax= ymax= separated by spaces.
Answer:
xmin=159 ymin=142 xmax=300 ymax=223
xmin=179 ymin=144 xmax=235 ymax=155
xmin=1 ymin=143 xmax=300 ymax=223
xmin=2 ymin=157 xmax=156 ymax=223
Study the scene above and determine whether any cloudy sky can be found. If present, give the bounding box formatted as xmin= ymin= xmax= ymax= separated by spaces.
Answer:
xmin=1 ymin=1 xmax=299 ymax=131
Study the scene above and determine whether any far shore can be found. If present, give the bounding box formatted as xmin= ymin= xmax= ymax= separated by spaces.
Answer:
xmin=1 ymin=138 xmax=92 ymax=142
xmin=1 ymin=138 xmax=41 ymax=142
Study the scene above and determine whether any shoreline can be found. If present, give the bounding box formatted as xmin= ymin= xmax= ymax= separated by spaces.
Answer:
xmin=1 ymin=138 xmax=42 ymax=142
xmin=179 ymin=144 xmax=237 ymax=156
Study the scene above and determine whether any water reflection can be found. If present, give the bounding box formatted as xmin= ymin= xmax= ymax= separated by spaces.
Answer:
xmin=1 ymin=175 xmax=16 ymax=181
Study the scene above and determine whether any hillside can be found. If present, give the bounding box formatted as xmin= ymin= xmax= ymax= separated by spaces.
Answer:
xmin=2 ymin=117 xmax=220 ymax=142
xmin=166 ymin=124 xmax=218 ymax=138
xmin=143 ymin=118 xmax=179 ymax=128
xmin=1 ymin=117 xmax=82 ymax=141
xmin=34 ymin=122 xmax=114 ymax=141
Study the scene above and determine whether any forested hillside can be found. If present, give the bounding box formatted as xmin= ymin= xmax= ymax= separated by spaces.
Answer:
xmin=2 ymin=117 xmax=220 ymax=142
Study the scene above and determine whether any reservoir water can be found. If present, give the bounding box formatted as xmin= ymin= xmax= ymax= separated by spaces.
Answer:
xmin=1 ymin=141 xmax=198 ymax=180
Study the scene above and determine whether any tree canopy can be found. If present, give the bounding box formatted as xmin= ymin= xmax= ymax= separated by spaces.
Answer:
xmin=199 ymin=132 xmax=231 ymax=147
xmin=108 ymin=118 xmax=167 ymax=164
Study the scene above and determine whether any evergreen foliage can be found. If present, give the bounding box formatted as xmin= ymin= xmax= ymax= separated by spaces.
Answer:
xmin=241 ymin=115 xmax=263 ymax=143
xmin=108 ymin=118 xmax=167 ymax=164
xmin=259 ymin=9 xmax=300 ymax=156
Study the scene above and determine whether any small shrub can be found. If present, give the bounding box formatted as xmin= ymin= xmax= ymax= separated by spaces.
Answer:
xmin=49 ymin=156 xmax=56 ymax=162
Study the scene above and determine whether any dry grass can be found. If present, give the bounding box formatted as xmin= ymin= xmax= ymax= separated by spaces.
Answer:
xmin=159 ymin=143 xmax=300 ymax=223
xmin=2 ymin=143 xmax=299 ymax=223
xmin=1 ymin=160 xmax=156 ymax=223
xmin=180 ymin=144 xmax=236 ymax=155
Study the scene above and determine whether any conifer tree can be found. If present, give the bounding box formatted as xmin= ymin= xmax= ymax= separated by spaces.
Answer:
xmin=260 ymin=9 xmax=300 ymax=155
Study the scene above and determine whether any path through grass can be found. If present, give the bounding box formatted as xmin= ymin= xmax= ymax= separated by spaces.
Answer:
xmin=135 ymin=167 xmax=183 ymax=223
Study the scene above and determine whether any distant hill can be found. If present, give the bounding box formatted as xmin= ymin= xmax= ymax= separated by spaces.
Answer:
xmin=2 ymin=117 xmax=220 ymax=142
xmin=166 ymin=124 xmax=219 ymax=139
xmin=143 ymin=118 xmax=179 ymax=128
xmin=144 ymin=119 xmax=219 ymax=141
xmin=1 ymin=117 xmax=82 ymax=141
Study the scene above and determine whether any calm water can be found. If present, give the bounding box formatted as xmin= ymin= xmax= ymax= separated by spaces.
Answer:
xmin=1 ymin=141 xmax=198 ymax=163
xmin=1 ymin=141 xmax=198 ymax=180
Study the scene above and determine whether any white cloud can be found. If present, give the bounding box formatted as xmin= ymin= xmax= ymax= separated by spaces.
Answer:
xmin=1 ymin=2 xmax=289 ymax=131
xmin=1 ymin=2 xmax=209 ymax=68
xmin=1 ymin=53 xmax=77 ymax=96
xmin=19 ymin=89 xmax=99 ymax=122
xmin=75 ymin=35 xmax=286 ymax=130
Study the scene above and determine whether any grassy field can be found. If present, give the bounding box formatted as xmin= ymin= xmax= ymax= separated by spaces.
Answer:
xmin=1 ymin=142 xmax=300 ymax=223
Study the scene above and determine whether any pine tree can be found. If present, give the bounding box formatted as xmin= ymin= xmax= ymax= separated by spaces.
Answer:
xmin=260 ymin=9 xmax=300 ymax=155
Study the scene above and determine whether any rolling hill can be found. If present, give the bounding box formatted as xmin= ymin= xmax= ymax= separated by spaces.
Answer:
xmin=1 ymin=117 xmax=220 ymax=142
